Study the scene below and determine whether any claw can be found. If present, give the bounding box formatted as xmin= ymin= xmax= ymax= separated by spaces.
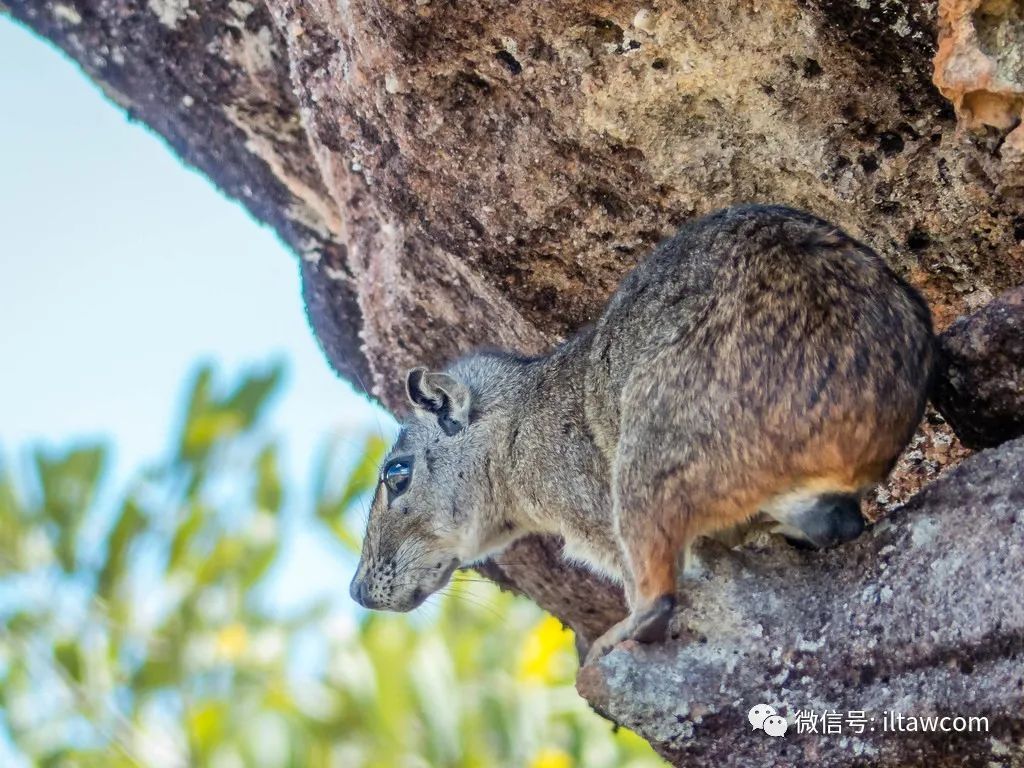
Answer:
xmin=582 ymin=593 xmax=677 ymax=666
xmin=584 ymin=616 xmax=631 ymax=666
xmin=632 ymin=594 xmax=676 ymax=643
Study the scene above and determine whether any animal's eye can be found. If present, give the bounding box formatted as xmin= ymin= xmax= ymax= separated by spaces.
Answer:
xmin=382 ymin=458 xmax=412 ymax=496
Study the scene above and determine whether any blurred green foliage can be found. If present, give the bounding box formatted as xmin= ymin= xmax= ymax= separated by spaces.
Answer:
xmin=0 ymin=364 xmax=665 ymax=768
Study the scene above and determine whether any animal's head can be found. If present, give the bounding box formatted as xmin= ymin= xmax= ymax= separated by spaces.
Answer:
xmin=349 ymin=362 xmax=516 ymax=611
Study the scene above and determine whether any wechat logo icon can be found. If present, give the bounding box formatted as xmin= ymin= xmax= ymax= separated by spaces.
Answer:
xmin=749 ymin=704 xmax=788 ymax=737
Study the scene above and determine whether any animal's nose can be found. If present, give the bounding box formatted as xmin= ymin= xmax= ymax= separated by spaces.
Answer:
xmin=349 ymin=577 xmax=379 ymax=609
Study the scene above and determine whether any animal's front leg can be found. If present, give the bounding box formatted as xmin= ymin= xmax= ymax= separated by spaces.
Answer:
xmin=583 ymin=523 xmax=679 ymax=665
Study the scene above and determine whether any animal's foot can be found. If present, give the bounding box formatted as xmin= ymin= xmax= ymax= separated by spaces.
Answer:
xmin=805 ymin=494 xmax=865 ymax=548
xmin=829 ymin=500 xmax=866 ymax=544
xmin=631 ymin=593 xmax=676 ymax=642
xmin=583 ymin=594 xmax=676 ymax=666
xmin=583 ymin=617 xmax=630 ymax=666
xmin=780 ymin=493 xmax=865 ymax=549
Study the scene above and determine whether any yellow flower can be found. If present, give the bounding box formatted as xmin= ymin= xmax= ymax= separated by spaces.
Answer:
xmin=214 ymin=623 xmax=248 ymax=660
xmin=529 ymin=747 xmax=573 ymax=768
xmin=517 ymin=615 xmax=574 ymax=684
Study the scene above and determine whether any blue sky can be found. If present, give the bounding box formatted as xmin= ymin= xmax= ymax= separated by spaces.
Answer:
xmin=0 ymin=18 xmax=394 ymax=607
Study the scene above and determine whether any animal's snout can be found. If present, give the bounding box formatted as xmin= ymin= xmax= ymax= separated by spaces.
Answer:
xmin=349 ymin=576 xmax=380 ymax=609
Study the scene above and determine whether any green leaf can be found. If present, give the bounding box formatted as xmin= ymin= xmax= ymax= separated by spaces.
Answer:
xmin=0 ymin=456 xmax=23 ymax=521
xmin=33 ymin=444 xmax=106 ymax=523
xmin=337 ymin=434 xmax=387 ymax=513
xmin=178 ymin=364 xmax=216 ymax=463
xmin=182 ymin=410 xmax=245 ymax=460
xmin=240 ymin=543 xmax=277 ymax=588
xmin=226 ymin=364 xmax=284 ymax=417
xmin=168 ymin=503 xmax=206 ymax=573
xmin=38 ymin=749 xmax=75 ymax=768
xmin=315 ymin=434 xmax=387 ymax=553
xmin=255 ymin=446 xmax=283 ymax=513
xmin=195 ymin=537 xmax=244 ymax=586
xmin=53 ymin=640 xmax=83 ymax=683
xmin=133 ymin=655 xmax=178 ymax=692
xmin=223 ymin=364 xmax=284 ymax=428
xmin=98 ymin=498 xmax=146 ymax=597
xmin=0 ymin=459 xmax=24 ymax=569
xmin=33 ymin=444 xmax=107 ymax=571
xmin=181 ymin=364 xmax=215 ymax=437
xmin=178 ymin=365 xmax=284 ymax=468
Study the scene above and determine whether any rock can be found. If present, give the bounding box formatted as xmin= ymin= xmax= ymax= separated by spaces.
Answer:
xmin=933 ymin=0 xmax=1024 ymax=184
xmin=8 ymin=0 xmax=1024 ymax=412
xmin=578 ymin=438 xmax=1024 ymax=767
xmin=932 ymin=286 xmax=1024 ymax=449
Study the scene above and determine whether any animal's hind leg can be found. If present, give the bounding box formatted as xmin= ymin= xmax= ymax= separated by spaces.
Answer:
xmin=768 ymin=491 xmax=865 ymax=549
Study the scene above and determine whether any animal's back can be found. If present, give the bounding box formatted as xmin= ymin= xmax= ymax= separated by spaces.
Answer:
xmin=584 ymin=205 xmax=933 ymax=470
xmin=586 ymin=206 xmax=931 ymax=554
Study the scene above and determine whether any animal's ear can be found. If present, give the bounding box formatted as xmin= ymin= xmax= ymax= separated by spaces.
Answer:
xmin=405 ymin=367 xmax=471 ymax=435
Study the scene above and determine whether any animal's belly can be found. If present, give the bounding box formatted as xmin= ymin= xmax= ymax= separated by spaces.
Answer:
xmin=560 ymin=535 xmax=624 ymax=585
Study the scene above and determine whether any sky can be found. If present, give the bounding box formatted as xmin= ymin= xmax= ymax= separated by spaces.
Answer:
xmin=0 ymin=18 xmax=394 ymax=609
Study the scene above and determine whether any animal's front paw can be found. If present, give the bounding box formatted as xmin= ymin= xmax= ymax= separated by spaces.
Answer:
xmin=630 ymin=593 xmax=676 ymax=643
xmin=583 ymin=617 xmax=631 ymax=667
xmin=582 ymin=594 xmax=676 ymax=666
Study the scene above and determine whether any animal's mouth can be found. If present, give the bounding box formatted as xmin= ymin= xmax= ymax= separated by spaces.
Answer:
xmin=408 ymin=558 xmax=460 ymax=609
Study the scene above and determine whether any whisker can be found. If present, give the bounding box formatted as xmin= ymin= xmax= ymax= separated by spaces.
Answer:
xmin=438 ymin=586 xmax=506 ymax=619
